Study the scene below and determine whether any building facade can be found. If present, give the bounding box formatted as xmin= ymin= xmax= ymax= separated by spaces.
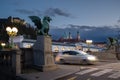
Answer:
xmin=12 ymin=35 xmax=104 ymax=52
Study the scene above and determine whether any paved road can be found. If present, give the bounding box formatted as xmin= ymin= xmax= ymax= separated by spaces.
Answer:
xmin=56 ymin=60 xmax=120 ymax=80
xmin=56 ymin=67 xmax=120 ymax=80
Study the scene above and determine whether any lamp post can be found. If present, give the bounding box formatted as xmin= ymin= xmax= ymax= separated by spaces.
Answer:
xmin=6 ymin=27 xmax=18 ymax=48
xmin=86 ymin=40 xmax=93 ymax=52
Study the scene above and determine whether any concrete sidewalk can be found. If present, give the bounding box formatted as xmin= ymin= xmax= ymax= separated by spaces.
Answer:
xmin=19 ymin=65 xmax=82 ymax=80
xmin=19 ymin=61 xmax=120 ymax=80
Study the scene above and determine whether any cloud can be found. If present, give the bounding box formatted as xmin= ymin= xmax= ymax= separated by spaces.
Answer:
xmin=44 ymin=8 xmax=72 ymax=17
xmin=50 ymin=25 xmax=118 ymax=41
xmin=67 ymin=24 xmax=96 ymax=31
xmin=118 ymin=17 xmax=120 ymax=23
xmin=15 ymin=9 xmax=42 ymax=16
xmin=15 ymin=8 xmax=72 ymax=18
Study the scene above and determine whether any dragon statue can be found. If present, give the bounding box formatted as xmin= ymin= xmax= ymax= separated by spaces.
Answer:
xmin=107 ymin=37 xmax=118 ymax=49
xmin=29 ymin=16 xmax=52 ymax=36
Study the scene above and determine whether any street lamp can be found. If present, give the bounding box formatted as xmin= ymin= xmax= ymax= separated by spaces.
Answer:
xmin=6 ymin=26 xmax=18 ymax=48
xmin=1 ymin=43 xmax=6 ymax=49
xmin=86 ymin=40 xmax=93 ymax=52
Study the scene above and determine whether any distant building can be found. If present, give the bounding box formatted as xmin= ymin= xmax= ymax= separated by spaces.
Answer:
xmin=12 ymin=35 xmax=77 ymax=52
xmin=54 ymin=31 xmax=84 ymax=43
xmin=93 ymin=42 xmax=106 ymax=48
xmin=52 ymin=42 xmax=76 ymax=52
xmin=12 ymin=35 xmax=104 ymax=52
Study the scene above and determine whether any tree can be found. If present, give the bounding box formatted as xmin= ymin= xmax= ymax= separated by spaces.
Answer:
xmin=0 ymin=17 xmax=37 ymax=43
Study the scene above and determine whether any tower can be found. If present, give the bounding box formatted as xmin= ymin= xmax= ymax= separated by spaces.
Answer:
xmin=77 ymin=31 xmax=80 ymax=40
xmin=69 ymin=32 xmax=72 ymax=39
xmin=63 ymin=32 xmax=68 ymax=39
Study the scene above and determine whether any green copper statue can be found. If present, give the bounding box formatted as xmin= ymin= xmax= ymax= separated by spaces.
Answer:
xmin=107 ymin=37 xmax=118 ymax=49
xmin=29 ymin=16 xmax=52 ymax=35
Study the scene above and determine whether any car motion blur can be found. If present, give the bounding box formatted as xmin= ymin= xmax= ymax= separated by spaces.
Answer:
xmin=55 ymin=50 xmax=98 ymax=64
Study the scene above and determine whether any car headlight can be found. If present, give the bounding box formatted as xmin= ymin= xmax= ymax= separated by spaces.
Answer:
xmin=87 ymin=56 xmax=96 ymax=60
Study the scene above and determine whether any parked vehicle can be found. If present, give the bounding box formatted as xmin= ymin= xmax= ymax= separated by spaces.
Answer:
xmin=55 ymin=50 xmax=98 ymax=64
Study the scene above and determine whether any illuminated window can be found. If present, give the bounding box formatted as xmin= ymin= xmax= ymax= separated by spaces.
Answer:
xmin=54 ymin=46 xmax=59 ymax=52
xmin=61 ymin=47 xmax=65 ymax=51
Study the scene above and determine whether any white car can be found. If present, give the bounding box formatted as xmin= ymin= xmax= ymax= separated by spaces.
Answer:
xmin=55 ymin=50 xmax=98 ymax=64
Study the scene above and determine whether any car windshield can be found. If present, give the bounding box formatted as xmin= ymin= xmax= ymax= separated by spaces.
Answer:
xmin=62 ymin=50 xmax=89 ymax=56
xmin=75 ymin=50 xmax=88 ymax=55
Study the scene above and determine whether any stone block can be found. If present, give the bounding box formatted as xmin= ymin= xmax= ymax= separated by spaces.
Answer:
xmin=33 ymin=36 xmax=58 ymax=71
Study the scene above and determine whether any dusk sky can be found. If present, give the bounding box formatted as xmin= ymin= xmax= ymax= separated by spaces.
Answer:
xmin=1 ymin=0 xmax=120 ymax=41
xmin=0 ymin=0 xmax=120 ymax=28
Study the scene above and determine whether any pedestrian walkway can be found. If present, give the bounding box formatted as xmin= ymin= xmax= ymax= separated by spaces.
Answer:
xmin=97 ymin=62 xmax=120 ymax=70
xmin=19 ymin=65 xmax=81 ymax=80
xmin=76 ymin=68 xmax=99 ymax=75
xmin=18 ymin=62 xmax=120 ymax=80
xmin=91 ymin=69 xmax=113 ymax=77
xmin=75 ymin=68 xmax=120 ymax=79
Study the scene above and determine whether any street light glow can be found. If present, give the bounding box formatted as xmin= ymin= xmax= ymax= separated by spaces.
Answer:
xmin=6 ymin=27 xmax=12 ymax=32
xmin=12 ymin=27 xmax=18 ymax=33
xmin=86 ymin=40 xmax=93 ymax=52
xmin=1 ymin=43 xmax=6 ymax=49
xmin=6 ymin=26 xmax=18 ymax=48
xmin=1 ymin=43 xmax=6 ymax=47
xmin=86 ymin=40 xmax=93 ymax=44
xmin=6 ymin=27 xmax=18 ymax=36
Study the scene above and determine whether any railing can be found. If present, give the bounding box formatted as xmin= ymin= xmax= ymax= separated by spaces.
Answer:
xmin=0 ymin=50 xmax=12 ymax=66
xmin=0 ymin=49 xmax=21 ymax=76
xmin=20 ymin=48 xmax=33 ymax=69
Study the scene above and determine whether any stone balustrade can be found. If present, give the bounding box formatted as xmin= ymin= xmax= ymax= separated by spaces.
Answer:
xmin=0 ymin=49 xmax=21 ymax=76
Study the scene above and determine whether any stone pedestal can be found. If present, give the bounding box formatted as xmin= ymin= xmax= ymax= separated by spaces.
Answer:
xmin=12 ymin=49 xmax=21 ymax=75
xmin=33 ymin=36 xmax=57 ymax=71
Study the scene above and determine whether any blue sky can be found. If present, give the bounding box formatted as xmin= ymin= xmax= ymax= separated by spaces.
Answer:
xmin=1 ymin=0 xmax=120 ymax=41
xmin=0 ymin=0 xmax=120 ymax=28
